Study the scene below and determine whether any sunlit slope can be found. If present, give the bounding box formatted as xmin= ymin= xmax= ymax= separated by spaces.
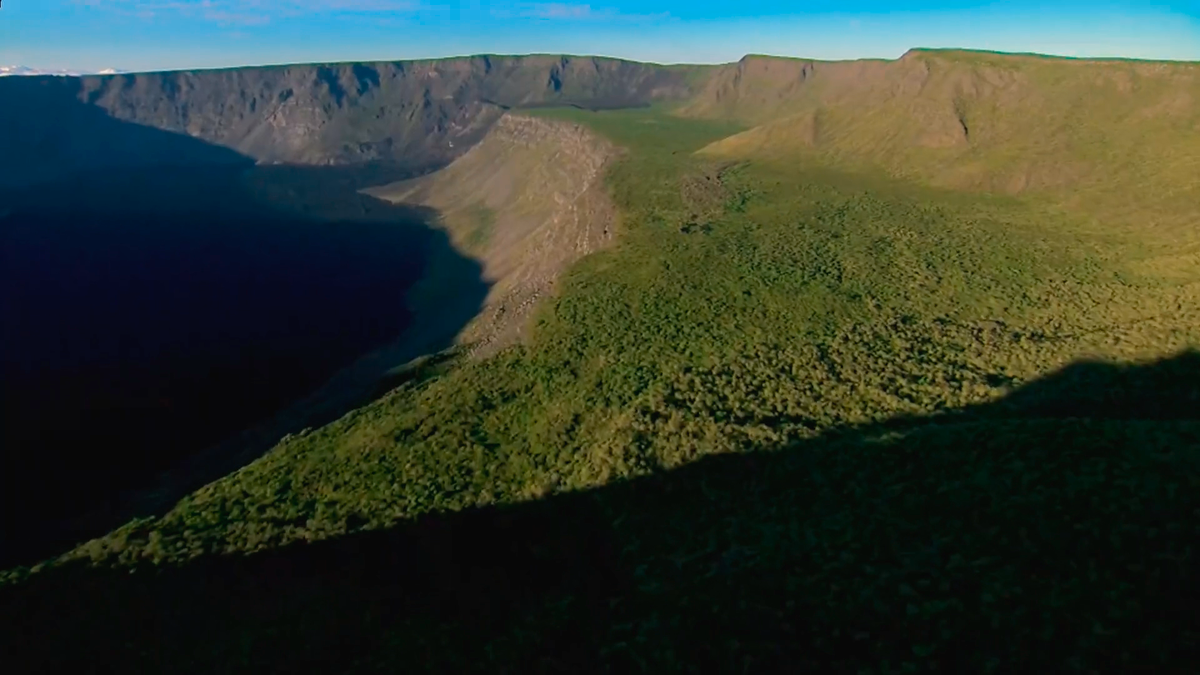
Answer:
xmin=366 ymin=114 xmax=620 ymax=356
xmin=687 ymin=50 xmax=1200 ymax=241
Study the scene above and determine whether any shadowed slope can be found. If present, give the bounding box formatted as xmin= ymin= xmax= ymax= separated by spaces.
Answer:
xmin=0 ymin=55 xmax=691 ymax=565
xmin=3 ymin=351 xmax=1199 ymax=673
xmin=366 ymin=113 xmax=621 ymax=356
xmin=0 ymin=55 xmax=701 ymax=187
xmin=0 ymin=106 xmax=488 ymax=568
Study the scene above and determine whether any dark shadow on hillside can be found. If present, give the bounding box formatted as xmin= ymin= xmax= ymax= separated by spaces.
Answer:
xmin=0 ymin=75 xmax=252 ymax=188
xmin=974 ymin=350 xmax=1200 ymax=420
xmin=518 ymin=100 xmax=655 ymax=112
xmin=0 ymin=102 xmax=489 ymax=568
xmin=4 ymin=351 xmax=1199 ymax=672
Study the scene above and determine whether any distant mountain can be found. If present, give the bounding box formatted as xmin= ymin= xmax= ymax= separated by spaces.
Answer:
xmin=0 ymin=56 xmax=701 ymax=187
xmin=0 ymin=65 xmax=125 ymax=77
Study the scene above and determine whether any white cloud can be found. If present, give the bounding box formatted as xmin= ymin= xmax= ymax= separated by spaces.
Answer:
xmin=494 ymin=2 xmax=670 ymax=21
xmin=79 ymin=0 xmax=667 ymax=25
xmin=78 ymin=0 xmax=425 ymax=25
xmin=523 ymin=3 xmax=594 ymax=19
xmin=0 ymin=65 xmax=127 ymax=76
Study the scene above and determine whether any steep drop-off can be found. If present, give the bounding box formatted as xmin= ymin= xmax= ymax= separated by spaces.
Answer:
xmin=366 ymin=113 xmax=620 ymax=357
xmin=0 ymin=161 xmax=480 ymax=568
xmin=0 ymin=55 xmax=699 ymax=187
xmin=0 ymin=55 xmax=696 ymax=564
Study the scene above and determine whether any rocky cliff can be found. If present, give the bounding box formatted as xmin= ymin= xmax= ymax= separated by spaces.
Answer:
xmin=367 ymin=113 xmax=620 ymax=357
xmin=0 ymin=55 xmax=699 ymax=187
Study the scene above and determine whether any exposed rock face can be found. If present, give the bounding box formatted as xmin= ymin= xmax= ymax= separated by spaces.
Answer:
xmin=368 ymin=113 xmax=620 ymax=356
xmin=0 ymin=55 xmax=697 ymax=187
xmin=0 ymin=56 xmax=692 ymax=559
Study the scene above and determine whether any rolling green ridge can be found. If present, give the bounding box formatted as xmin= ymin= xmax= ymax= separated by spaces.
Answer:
xmin=4 ymin=50 xmax=1200 ymax=672
xmin=691 ymin=50 xmax=1200 ymax=238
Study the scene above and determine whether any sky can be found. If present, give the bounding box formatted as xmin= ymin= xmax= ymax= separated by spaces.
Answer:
xmin=2 ymin=1 xmax=1198 ymax=72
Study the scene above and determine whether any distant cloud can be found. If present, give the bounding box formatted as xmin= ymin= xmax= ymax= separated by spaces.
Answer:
xmin=78 ymin=0 xmax=667 ymax=25
xmin=78 ymin=0 xmax=425 ymax=25
xmin=0 ymin=65 xmax=127 ymax=76
xmin=522 ymin=3 xmax=594 ymax=19
xmin=495 ymin=2 xmax=670 ymax=21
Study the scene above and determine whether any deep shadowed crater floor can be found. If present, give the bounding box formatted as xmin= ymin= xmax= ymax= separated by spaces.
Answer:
xmin=0 ymin=163 xmax=475 ymax=566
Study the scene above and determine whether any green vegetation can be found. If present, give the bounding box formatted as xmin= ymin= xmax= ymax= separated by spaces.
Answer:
xmin=693 ymin=50 xmax=1200 ymax=241
xmin=5 ymin=54 xmax=1200 ymax=672
xmin=461 ymin=201 xmax=496 ymax=250
xmin=43 ymin=108 xmax=1197 ymax=565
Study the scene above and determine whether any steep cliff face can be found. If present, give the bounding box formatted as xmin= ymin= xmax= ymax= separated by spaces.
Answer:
xmin=0 ymin=55 xmax=697 ymax=187
xmin=366 ymin=113 xmax=619 ymax=357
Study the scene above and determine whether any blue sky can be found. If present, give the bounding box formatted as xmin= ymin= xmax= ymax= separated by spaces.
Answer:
xmin=2 ymin=1 xmax=1198 ymax=72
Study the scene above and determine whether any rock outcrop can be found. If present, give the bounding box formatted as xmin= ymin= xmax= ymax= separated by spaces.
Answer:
xmin=0 ymin=55 xmax=698 ymax=187
xmin=367 ymin=113 xmax=620 ymax=356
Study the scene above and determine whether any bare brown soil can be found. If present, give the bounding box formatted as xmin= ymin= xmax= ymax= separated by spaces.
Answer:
xmin=367 ymin=114 xmax=621 ymax=356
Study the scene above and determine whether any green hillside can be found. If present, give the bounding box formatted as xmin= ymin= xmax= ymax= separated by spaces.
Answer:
xmin=691 ymin=50 xmax=1200 ymax=237
xmin=4 ymin=50 xmax=1200 ymax=672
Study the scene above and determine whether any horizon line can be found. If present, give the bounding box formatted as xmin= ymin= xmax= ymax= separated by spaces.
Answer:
xmin=10 ymin=46 xmax=1200 ymax=77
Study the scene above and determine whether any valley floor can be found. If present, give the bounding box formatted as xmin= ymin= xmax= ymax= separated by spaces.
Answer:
xmin=4 ymin=108 xmax=1200 ymax=672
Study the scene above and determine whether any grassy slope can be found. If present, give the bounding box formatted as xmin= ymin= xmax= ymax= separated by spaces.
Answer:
xmin=5 ymin=52 xmax=1200 ymax=671
xmin=690 ymin=50 xmax=1200 ymax=239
